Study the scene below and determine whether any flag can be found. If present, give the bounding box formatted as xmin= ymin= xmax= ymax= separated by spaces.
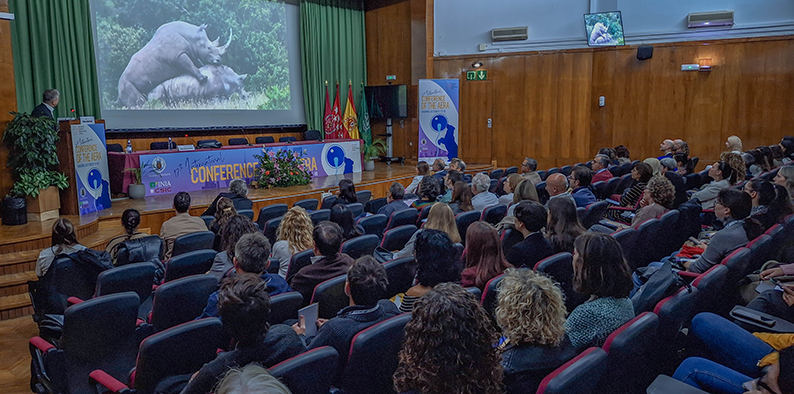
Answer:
xmin=322 ymin=85 xmax=333 ymax=139
xmin=358 ymin=86 xmax=372 ymax=146
xmin=328 ymin=84 xmax=343 ymax=139
xmin=342 ymin=84 xmax=359 ymax=140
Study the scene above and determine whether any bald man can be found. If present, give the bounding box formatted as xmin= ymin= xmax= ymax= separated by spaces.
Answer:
xmin=658 ymin=139 xmax=675 ymax=160
xmin=545 ymin=173 xmax=575 ymax=206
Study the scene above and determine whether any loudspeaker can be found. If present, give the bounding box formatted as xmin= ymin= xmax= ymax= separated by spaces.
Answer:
xmin=637 ymin=45 xmax=653 ymax=60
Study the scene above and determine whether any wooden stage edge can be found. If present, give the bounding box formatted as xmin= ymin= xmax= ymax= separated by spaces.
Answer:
xmin=0 ymin=162 xmax=492 ymax=249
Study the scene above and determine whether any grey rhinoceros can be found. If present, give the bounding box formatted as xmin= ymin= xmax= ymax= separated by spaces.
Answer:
xmin=147 ymin=64 xmax=248 ymax=104
xmin=117 ymin=21 xmax=232 ymax=108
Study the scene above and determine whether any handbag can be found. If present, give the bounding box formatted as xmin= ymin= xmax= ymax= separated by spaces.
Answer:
xmin=631 ymin=261 xmax=689 ymax=313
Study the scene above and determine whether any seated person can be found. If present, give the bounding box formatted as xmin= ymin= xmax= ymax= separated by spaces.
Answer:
xmin=209 ymin=197 xmax=237 ymax=235
xmin=747 ymin=282 xmax=794 ymax=325
xmin=545 ymin=197 xmax=585 ymax=254
xmin=288 ymin=221 xmax=354 ymax=304
xmin=180 ymin=275 xmax=303 ymax=394
xmin=496 ymin=269 xmax=577 ymax=394
xmin=675 ymin=152 xmax=694 ymax=176
xmin=505 ymin=179 xmax=539 ymax=217
xmin=392 ymin=203 xmax=460 ymax=259
xmin=324 ymin=179 xmax=358 ymax=208
xmin=659 ymin=157 xmax=687 ymax=208
xmin=36 ymin=218 xmax=87 ymax=277
xmin=214 ymin=364 xmax=292 ymax=394
xmin=377 ymin=182 xmax=411 ymax=218
xmin=202 ymin=178 xmax=253 ymax=216
xmin=330 ymin=204 xmax=364 ymax=241
xmin=105 ymin=209 xmax=149 ymax=266
xmin=615 ymin=145 xmax=631 ymax=164
xmin=471 ymin=172 xmax=499 ymax=211
xmin=410 ymin=176 xmax=441 ymax=210
xmin=396 ymin=229 xmax=461 ymax=313
xmin=499 ymin=174 xmax=524 ymax=206
xmin=658 ymin=139 xmax=675 ymax=160
xmin=461 ymin=221 xmax=514 ymax=290
xmin=208 ymin=215 xmax=259 ymax=281
xmin=505 ymin=201 xmax=554 ymax=269
xmin=565 ymin=233 xmax=634 ymax=350
xmin=271 ymin=207 xmax=314 ymax=279
xmin=545 ymin=173 xmax=575 ymax=206
xmin=199 ymin=233 xmax=291 ymax=318
xmin=673 ymin=312 xmax=794 ymax=394
xmin=595 ymin=176 xmax=674 ymax=233
xmin=744 ymin=179 xmax=793 ymax=232
xmin=606 ymin=162 xmax=653 ymax=222
xmin=160 ymin=192 xmax=211 ymax=260
xmin=591 ymin=154 xmax=614 ymax=183
xmin=449 ymin=181 xmax=474 ymax=215
xmin=438 ymin=170 xmax=462 ymax=203
xmin=691 ymin=161 xmax=736 ymax=210
xmin=292 ymin=256 xmax=399 ymax=375
xmin=774 ymin=165 xmax=794 ymax=202
xmin=430 ymin=158 xmax=448 ymax=183
xmin=569 ymin=166 xmax=597 ymax=208
xmin=405 ymin=161 xmax=429 ymax=194
xmin=521 ymin=157 xmax=542 ymax=185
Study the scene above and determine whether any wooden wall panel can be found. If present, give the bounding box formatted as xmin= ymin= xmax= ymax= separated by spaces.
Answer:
xmin=0 ymin=0 xmax=16 ymax=198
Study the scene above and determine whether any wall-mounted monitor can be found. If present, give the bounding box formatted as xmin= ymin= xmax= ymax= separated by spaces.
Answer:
xmin=584 ymin=11 xmax=626 ymax=47
xmin=364 ymin=85 xmax=408 ymax=119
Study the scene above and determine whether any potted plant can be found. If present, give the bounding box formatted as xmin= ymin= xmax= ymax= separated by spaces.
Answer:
xmin=361 ymin=138 xmax=388 ymax=171
xmin=2 ymin=112 xmax=67 ymax=223
xmin=124 ymin=162 xmax=157 ymax=199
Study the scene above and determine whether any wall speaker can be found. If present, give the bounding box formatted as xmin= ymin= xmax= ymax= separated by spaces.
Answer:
xmin=637 ymin=45 xmax=653 ymax=60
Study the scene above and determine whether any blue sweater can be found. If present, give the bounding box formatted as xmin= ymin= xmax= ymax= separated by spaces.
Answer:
xmin=564 ymin=296 xmax=634 ymax=350
xmin=198 ymin=273 xmax=291 ymax=319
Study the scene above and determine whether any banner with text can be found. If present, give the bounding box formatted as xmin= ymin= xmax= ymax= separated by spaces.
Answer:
xmin=71 ymin=123 xmax=112 ymax=215
xmin=418 ymin=79 xmax=459 ymax=164
xmin=139 ymin=141 xmax=362 ymax=197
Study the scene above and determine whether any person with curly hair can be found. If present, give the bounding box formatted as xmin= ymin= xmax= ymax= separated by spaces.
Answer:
xmin=614 ymin=145 xmax=631 ymax=164
xmin=411 ymin=176 xmax=441 ymax=210
xmin=271 ymin=206 xmax=315 ymax=279
xmin=721 ymin=151 xmax=746 ymax=182
xmin=393 ymin=283 xmax=502 ymax=394
xmin=496 ymin=269 xmax=577 ymax=394
xmin=630 ymin=175 xmax=675 ymax=227
xmin=461 ymin=222 xmax=513 ymax=290
xmin=395 ymin=230 xmax=461 ymax=313
xmin=105 ymin=209 xmax=148 ymax=266
xmin=209 ymin=215 xmax=260 ymax=281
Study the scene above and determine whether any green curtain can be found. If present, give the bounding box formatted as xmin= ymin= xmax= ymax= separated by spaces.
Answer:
xmin=300 ymin=0 xmax=366 ymax=133
xmin=9 ymin=0 xmax=101 ymax=118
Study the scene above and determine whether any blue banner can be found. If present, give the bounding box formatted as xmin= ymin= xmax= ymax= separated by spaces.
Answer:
xmin=71 ymin=122 xmax=112 ymax=214
xmin=418 ymin=79 xmax=459 ymax=164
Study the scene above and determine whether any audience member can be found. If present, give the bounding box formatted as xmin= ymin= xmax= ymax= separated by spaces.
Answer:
xmin=437 ymin=170 xmax=462 ymax=203
xmin=660 ymin=157 xmax=687 ymax=208
xmin=199 ymin=233 xmax=291 ymax=318
xmin=644 ymin=157 xmax=661 ymax=177
xmin=725 ymin=135 xmax=743 ymax=154
xmin=36 ymin=218 xmax=87 ymax=277
xmin=545 ymin=173 xmax=575 ymax=205
xmin=499 ymin=173 xmax=524 ymax=205
xmin=747 ymin=283 xmax=794 ymax=346
xmin=181 ymin=275 xmax=302 ymax=394
xmin=324 ymin=179 xmax=358 ymax=207
xmin=330 ymin=204 xmax=364 ymax=241
xmin=614 ymin=145 xmax=631 ymax=164
xmin=546 ymin=197 xmax=585 ymax=253
xmin=606 ymin=162 xmax=652 ymax=222
xmin=105 ymin=209 xmax=148 ymax=265
xmin=496 ymin=269 xmax=577 ymax=394
xmin=658 ymin=139 xmax=675 ymax=159
xmin=631 ymin=176 xmax=674 ymax=226
xmin=209 ymin=197 xmax=237 ymax=234
xmin=449 ymin=158 xmax=468 ymax=182
xmin=271 ymin=207 xmax=314 ymax=279
xmin=471 ymin=172 xmax=499 ymax=211
xmin=160 ymin=192 xmax=210 ymax=259
xmin=748 ymin=149 xmax=769 ymax=177
xmin=591 ymin=154 xmax=614 ymax=183
xmin=406 ymin=161 xmax=429 ymax=194
xmin=774 ymin=165 xmax=794 ymax=201
xmin=770 ymin=144 xmax=786 ymax=167
xmin=411 ymin=176 xmax=440 ymax=210
xmin=683 ymin=189 xmax=762 ymax=273
xmin=396 ymin=230 xmax=461 ymax=313
xmin=378 ymin=182 xmax=411 ymax=218
xmin=507 ymin=179 xmax=539 ymax=216
xmin=288 ymin=221 xmax=354 ymax=304
xmin=722 ymin=151 xmax=746 ymax=182
xmin=674 ymin=139 xmax=690 ymax=157
xmin=565 ymin=233 xmax=634 ymax=350
xmin=209 ymin=215 xmax=259 ymax=281
xmin=202 ymin=178 xmax=253 ymax=216
xmin=675 ymin=152 xmax=694 ymax=176
xmin=460 ymin=222 xmax=513 ymax=290
xmin=569 ymin=166 xmax=596 ymax=208
xmin=215 ymin=364 xmax=292 ymax=394
xmin=598 ymin=147 xmax=618 ymax=165
xmin=521 ymin=157 xmax=542 ymax=185
xmin=293 ymin=256 xmax=399 ymax=374
xmin=449 ymin=181 xmax=474 ymax=214
xmin=393 ymin=283 xmax=502 ymax=394
xmin=744 ymin=179 xmax=794 ymax=231
xmin=691 ymin=161 xmax=736 ymax=209
xmin=780 ymin=136 xmax=794 ymax=163
xmin=506 ymin=201 xmax=554 ymax=268
xmin=430 ymin=158 xmax=448 ymax=183
xmin=392 ymin=203 xmax=460 ymax=259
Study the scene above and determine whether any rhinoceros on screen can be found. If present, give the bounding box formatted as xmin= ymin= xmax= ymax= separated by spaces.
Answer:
xmin=117 ymin=21 xmax=232 ymax=108
xmin=147 ymin=64 xmax=248 ymax=104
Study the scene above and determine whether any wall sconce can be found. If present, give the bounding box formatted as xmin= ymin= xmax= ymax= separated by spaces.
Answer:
xmin=699 ymin=58 xmax=712 ymax=71
xmin=471 ymin=61 xmax=483 ymax=68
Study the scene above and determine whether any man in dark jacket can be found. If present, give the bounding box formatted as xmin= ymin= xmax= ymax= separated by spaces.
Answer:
xmin=660 ymin=157 xmax=687 ymax=208
xmin=506 ymin=201 xmax=555 ymax=269
xmin=377 ymin=182 xmax=411 ymax=219
xmin=289 ymin=221 xmax=355 ymax=304
xmin=32 ymin=89 xmax=59 ymax=120
xmin=201 ymin=178 xmax=253 ymax=216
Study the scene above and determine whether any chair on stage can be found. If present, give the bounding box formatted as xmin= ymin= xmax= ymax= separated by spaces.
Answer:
xmin=255 ymin=136 xmax=275 ymax=144
xmin=305 ymin=130 xmax=322 ymax=141
xmin=280 ymin=136 xmax=297 ymax=143
xmin=150 ymin=141 xmax=176 ymax=150
xmin=107 ymin=143 xmax=123 ymax=152
xmin=228 ymin=137 xmax=248 ymax=146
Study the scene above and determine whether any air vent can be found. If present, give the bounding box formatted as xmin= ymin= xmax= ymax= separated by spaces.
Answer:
xmin=491 ymin=26 xmax=528 ymax=42
xmin=687 ymin=10 xmax=734 ymax=28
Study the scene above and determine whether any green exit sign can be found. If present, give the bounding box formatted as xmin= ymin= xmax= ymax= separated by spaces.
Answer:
xmin=465 ymin=70 xmax=487 ymax=81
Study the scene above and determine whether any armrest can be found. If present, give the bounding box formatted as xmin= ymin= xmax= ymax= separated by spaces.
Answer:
xmin=67 ymin=297 xmax=84 ymax=306
xmin=89 ymin=370 xmax=131 ymax=394
xmin=702 ymin=209 xmax=714 ymax=213
xmin=30 ymin=337 xmax=56 ymax=353
xmin=730 ymin=305 xmax=794 ymax=333
xmin=607 ymin=206 xmax=634 ymax=211
xmin=677 ymin=271 xmax=699 ymax=279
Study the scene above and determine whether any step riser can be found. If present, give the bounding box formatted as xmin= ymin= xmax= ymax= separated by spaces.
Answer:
xmin=0 ymin=261 xmax=36 ymax=276
xmin=0 ymin=284 xmax=29 ymax=297
xmin=0 ymin=306 xmax=33 ymax=321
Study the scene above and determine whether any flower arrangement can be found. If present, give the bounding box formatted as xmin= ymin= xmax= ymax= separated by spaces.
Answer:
xmin=254 ymin=148 xmax=312 ymax=188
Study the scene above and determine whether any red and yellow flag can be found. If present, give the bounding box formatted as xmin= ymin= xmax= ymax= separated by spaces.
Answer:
xmin=342 ymin=83 xmax=359 ymax=140
xmin=328 ymin=84 xmax=343 ymax=139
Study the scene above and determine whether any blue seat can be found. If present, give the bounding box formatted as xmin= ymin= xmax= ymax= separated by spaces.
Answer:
xmin=340 ymin=234 xmax=380 ymax=259
xmin=293 ymin=198 xmax=319 ymax=211
xmin=365 ymin=197 xmax=388 ymax=214
xmin=163 ymin=249 xmax=216 ymax=282
xmin=535 ymin=181 xmax=550 ymax=205
xmin=346 ymin=203 xmax=364 ymax=218
xmin=560 ymin=165 xmax=573 ymax=176
xmin=380 ymin=224 xmax=418 ymax=251
xmin=286 ymin=249 xmax=314 ymax=283
xmin=383 ymin=257 xmax=416 ymax=299
xmin=480 ymin=273 xmax=505 ymax=317
xmin=270 ymin=346 xmax=339 ymax=394
xmin=536 ymin=347 xmax=607 ymax=394
xmin=504 ymin=166 xmax=519 ymax=176
xmin=490 ymin=169 xmax=504 ymax=179
xmin=148 ymin=275 xmax=218 ymax=332
xmin=358 ymin=214 xmax=388 ymax=239
xmin=581 ymin=201 xmax=608 ymax=229
xmin=304 ymin=130 xmax=322 ymax=141
xmin=455 ymin=211 xmax=480 ymax=244
xmin=356 ymin=190 xmax=372 ymax=204
xmin=263 ymin=216 xmax=284 ymax=246
xmin=227 ymin=137 xmax=248 ymax=146
xmin=310 ymin=209 xmax=331 ymax=225
xmin=255 ymin=136 xmax=275 ymax=144
xmin=536 ymin=252 xmax=588 ymax=312
xmin=257 ymin=204 xmax=288 ymax=229
xmin=416 ymin=204 xmax=433 ymax=226
xmin=386 ymin=208 xmax=419 ymax=230
xmin=106 ymin=143 xmax=123 ymax=152
xmin=94 ymin=262 xmax=156 ymax=318
xmin=311 ymin=274 xmax=349 ymax=319
xmin=481 ymin=204 xmax=507 ymax=226
xmin=237 ymin=209 xmax=254 ymax=220
xmin=171 ymin=231 xmax=215 ymax=257
xmin=268 ymin=292 xmax=304 ymax=326
xmin=597 ymin=312 xmax=660 ymax=394
xmin=279 ymin=136 xmax=297 ymax=143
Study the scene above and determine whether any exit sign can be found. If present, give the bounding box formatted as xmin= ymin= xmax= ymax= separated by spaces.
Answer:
xmin=466 ymin=70 xmax=487 ymax=81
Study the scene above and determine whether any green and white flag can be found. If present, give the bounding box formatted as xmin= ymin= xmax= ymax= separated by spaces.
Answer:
xmin=358 ymin=88 xmax=372 ymax=146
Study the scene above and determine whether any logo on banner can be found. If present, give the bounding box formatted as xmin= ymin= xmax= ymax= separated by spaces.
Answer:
xmin=152 ymin=157 xmax=167 ymax=173
xmin=322 ymin=144 xmax=354 ymax=175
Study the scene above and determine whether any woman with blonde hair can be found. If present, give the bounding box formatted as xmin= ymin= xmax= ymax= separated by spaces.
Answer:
xmin=392 ymin=203 xmax=460 ymax=258
xmin=215 ymin=364 xmax=292 ymax=394
xmin=271 ymin=206 xmax=315 ymax=278
xmin=461 ymin=221 xmax=513 ymax=290
xmin=499 ymin=173 xmax=525 ymax=206
xmin=721 ymin=151 xmax=746 ymax=182
xmin=496 ymin=269 xmax=577 ymax=394
xmin=725 ymin=135 xmax=743 ymax=154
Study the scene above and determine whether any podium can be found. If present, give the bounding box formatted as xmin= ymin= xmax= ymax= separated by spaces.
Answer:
xmin=56 ymin=119 xmax=106 ymax=215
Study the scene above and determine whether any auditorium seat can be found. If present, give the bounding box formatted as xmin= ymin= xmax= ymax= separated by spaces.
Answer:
xmin=380 ymin=224 xmax=418 ymax=251
xmin=535 ymin=252 xmax=588 ymax=312
xmin=346 ymin=203 xmax=364 ymax=218
xmin=200 ymin=215 xmax=214 ymax=230
xmin=197 ymin=139 xmax=221 ymax=148
xmin=560 ymin=165 xmax=573 ymax=176
xmin=293 ymin=198 xmax=319 ymax=211
xmin=309 ymin=209 xmax=331 ymax=225
xmin=581 ymin=201 xmax=608 ymax=229
xmin=356 ymin=190 xmax=372 ymax=204
xmin=94 ymin=262 xmax=156 ymax=318
xmin=688 ymin=264 xmax=728 ymax=315
xmin=268 ymin=292 xmax=303 ymax=326
xmin=504 ymin=166 xmax=518 ymax=176
xmin=481 ymin=204 xmax=507 ymax=226
xmin=500 ymin=227 xmax=523 ymax=252
xmin=535 ymin=181 xmax=550 ymax=205
xmin=488 ymin=178 xmax=499 ymax=193
xmin=148 ymin=274 xmax=217 ymax=332
xmin=279 ymin=136 xmax=297 ymax=143
xmin=537 ymin=170 xmax=547 ymax=181
xmin=627 ymin=218 xmax=662 ymax=270
xmin=480 ymin=273 xmax=505 ymax=317
xmin=490 ymin=169 xmax=504 ymax=179
xmin=311 ymin=274 xmax=348 ymax=319
xmin=255 ymin=136 xmax=275 ymax=144
xmin=536 ymin=347 xmax=607 ymax=394
xmin=163 ymin=249 xmax=216 ymax=282
xmin=455 ymin=211 xmax=480 ymax=244
xmin=603 ymin=177 xmax=621 ymax=198
xmin=591 ymin=181 xmax=607 ymax=200
xmin=150 ymin=141 xmax=176 ymax=150
xmin=546 ymin=167 xmax=559 ymax=176
xmin=106 ymin=143 xmax=123 ymax=152
xmin=365 ymin=197 xmax=388 ymax=214
xmin=115 ymin=235 xmax=164 ymax=268
xmin=653 ymin=287 xmax=699 ymax=369
xmin=656 ymin=209 xmax=680 ymax=257
xmin=597 ymin=312 xmax=660 ymax=394
xmin=286 ymin=249 xmax=314 ymax=283
xmin=270 ymin=346 xmax=339 ymax=394
xmin=386 ymin=208 xmax=419 ymax=230
xmin=383 ymin=257 xmax=416 ymax=299
xmin=263 ymin=216 xmax=284 ymax=246
xmin=340 ymin=234 xmax=379 ymax=259
xmin=495 ymin=177 xmax=507 ymax=197
xmin=227 ymin=137 xmax=248 ymax=146
xmin=417 ymin=204 xmax=432 ymax=225
xmin=745 ymin=234 xmax=772 ymax=275
xmin=237 ymin=209 xmax=255 ymax=220
xmin=256 ymin=204 xmax=288 ymax=229
xmin=358 ymin=214 xmax=388 ymax=239
xmin=304 ymin=130 xmax=322 ymax=141
xmin=610 ymin=227 xmax=637 ymax=262
xmin=171 ymin=231 xmax=215 ymax=257
xmin=29 ymin=254 xmax=102 ymax=317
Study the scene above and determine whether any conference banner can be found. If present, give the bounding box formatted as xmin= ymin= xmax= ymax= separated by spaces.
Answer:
xmin=139 ymin=141 xmax=362 ymax=197
xmin=418 ymin=79 xmax=459 ymax=164
xmin=70 ymin=122 xmax=112 ymax=214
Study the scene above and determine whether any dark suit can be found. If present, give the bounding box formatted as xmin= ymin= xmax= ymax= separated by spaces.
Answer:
xmin=201 ymin=192 xmax=253 ymax=216
xmin=31 ymin=103 xmax=54 ymax=119
xmin=664 ymin=171 xmax=687 ymax=208
xmin=377 ymin=199 xmax=411 ymax=220
xmin=506 ymin=232 xmax=555 ymax=269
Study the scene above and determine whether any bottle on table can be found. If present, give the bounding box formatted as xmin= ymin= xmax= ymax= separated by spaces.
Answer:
xmin=126 ymin=140 xmax=132 ymax=154
xmin=168 ymin=137 xmax=172 ymax=150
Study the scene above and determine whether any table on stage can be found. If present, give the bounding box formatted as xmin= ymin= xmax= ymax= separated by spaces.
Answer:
xmin=108 ymin=139 xmax=363 ymax=195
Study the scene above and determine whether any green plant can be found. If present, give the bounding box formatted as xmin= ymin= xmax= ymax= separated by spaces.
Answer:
xmin=254 ymin=148 xmax=312 ymax=189
xmin=3 ymin=112 xmax=67 ymax=198
xmin=124 ymin=162 xmax=159 ymax=185
xmin=362 ymin=138 xmax=388 ymax=159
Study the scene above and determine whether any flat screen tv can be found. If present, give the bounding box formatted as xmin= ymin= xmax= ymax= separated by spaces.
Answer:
xmin=365 ymin=85 xmax=408 ymax=119
xmin=584 ymin=11 xmax=626 ymax=47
